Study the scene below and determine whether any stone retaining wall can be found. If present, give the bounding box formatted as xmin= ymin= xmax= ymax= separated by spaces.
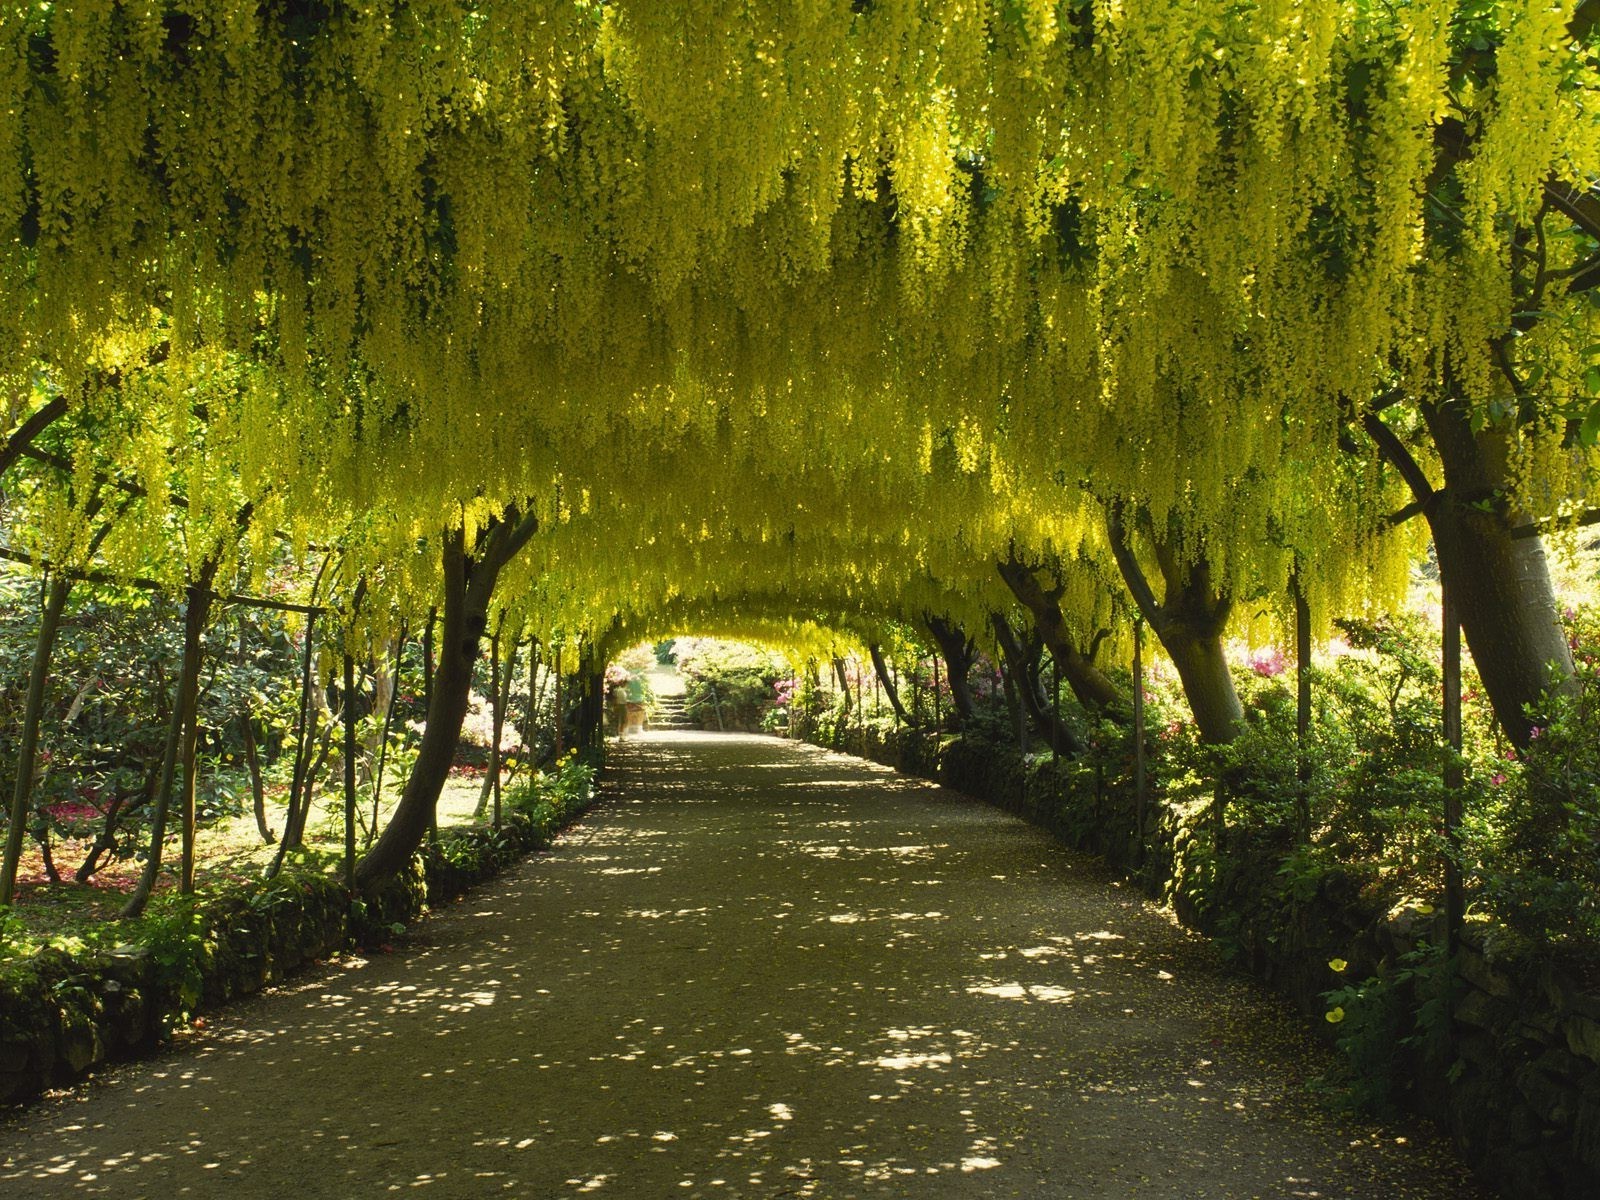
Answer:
xmin=0 ymin=786 xmax=595 ymax=1109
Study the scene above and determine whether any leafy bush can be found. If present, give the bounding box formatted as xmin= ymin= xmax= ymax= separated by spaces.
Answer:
xmin=672 ymin=638 xmax=787 ymax=731
xmin=1474 ymin=606 xmax=1600 ymax=963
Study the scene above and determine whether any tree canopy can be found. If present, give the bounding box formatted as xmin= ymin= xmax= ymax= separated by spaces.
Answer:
xmin=3 ymin=0 xmax=1598 ymax=777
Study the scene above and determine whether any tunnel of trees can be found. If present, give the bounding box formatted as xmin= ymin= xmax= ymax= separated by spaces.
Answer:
xmin=1 ymin=3 xmax=1600 ymax=1174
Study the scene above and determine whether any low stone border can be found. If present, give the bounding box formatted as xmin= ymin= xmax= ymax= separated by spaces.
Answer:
xmin=0 ymin=784 xmax=597 ymax=1109
xmin=794 ymin=724 xmax=1600 ymax=1200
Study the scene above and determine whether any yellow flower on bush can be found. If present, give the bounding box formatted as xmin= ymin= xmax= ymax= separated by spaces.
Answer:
xmin=1326 ymin=1007 xmax=1346 ymax=1024
xmin=1329 ymin=958 xmax=1348 ymax=973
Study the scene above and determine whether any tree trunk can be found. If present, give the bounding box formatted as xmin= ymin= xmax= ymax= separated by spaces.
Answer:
xmin=123 ymin=577 xmax=216 ymax=918
xmin=1365 ymin=389 xmax=1579 ymax=749
xmin=356 ymin=538 xmax=480 ymax=884
xmin=476 ymin=633 xmax=517 ymax=822
xmin=1106 ymin=506 xmax=1242 ymax=745
xmin=240 ymin=714 xmax=272 ymax=843
xmin=278 ymin=686 xmax=326 ymax=853
xmin=1424 ymin=405 xmax=1576 ymax=746
xmin=832 ymin=657 xmax=852 ymax=713
xmin=925 ymin=615 xmax=977 ymax=726
xmin=991 ymin=613 xmax=1084 ymax=753
xmin=996 ymin=557 xmax=1124 ymax=714
xmin=1 ymin=574 xmax=72 ymax=906
xmin=356 ymin=509 xmax=538 ymax=887
xmin=573 ymin=668 xmax=605 ymax=749
xmin=363 ymin=638 xmax=398 ymax=786
xmin=868 ymin=644 xmax=911 ymax=725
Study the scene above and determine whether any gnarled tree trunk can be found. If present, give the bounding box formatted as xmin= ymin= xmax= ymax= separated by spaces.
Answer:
xmin=996 ymin=556 xmax=1124 ymax=715
xmin=924 ymin=615 xmax=977 ymax=728
xmin=1106 ymin=505 xmax=1241 ymax=745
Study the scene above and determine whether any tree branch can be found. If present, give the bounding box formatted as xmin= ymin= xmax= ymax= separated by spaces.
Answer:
xmin=0 ymin=396 xmax=69 ymax=479
xmin=1508 ymin=509 xmax=1600 ymax=540
xmin=1105 ymin=502 xmax=1166 ymax=636
xmin=1361 ymin=411 xmax=1435 ymax=506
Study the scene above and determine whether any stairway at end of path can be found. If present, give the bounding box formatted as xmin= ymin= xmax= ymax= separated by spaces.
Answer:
xmin=651 ymin=692 xmax=695 ymax=730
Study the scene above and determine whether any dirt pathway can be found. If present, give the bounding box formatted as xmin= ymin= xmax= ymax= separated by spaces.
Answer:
xmin=1 ymin=733 xmax=1484 ymax=1199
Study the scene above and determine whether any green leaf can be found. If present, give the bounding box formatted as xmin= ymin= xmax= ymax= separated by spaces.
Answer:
xmin=1580 ymin=400 xmax=1600 ymax=448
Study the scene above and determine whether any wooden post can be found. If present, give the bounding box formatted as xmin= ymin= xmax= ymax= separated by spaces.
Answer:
xmin=531 ymin=640 xmax=544 ymax=752
xmin=423 ymin=608 xmax=438 ymax=844
xmin=854 ymin=658 xmax=862 ymax=732
xmin=1442 ymin=577 xmax=1464 ymax=958
xmin=178 ymin=585 xmax=209 ymax=894
xmin=910 ymin=658 xmax=922 ymax=767
xmin=1132 ymin=618 xmax=1148 ymax=865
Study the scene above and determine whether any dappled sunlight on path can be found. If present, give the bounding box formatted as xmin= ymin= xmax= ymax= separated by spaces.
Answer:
xmin=1 ymin=733 xmax=1482 ymax=1198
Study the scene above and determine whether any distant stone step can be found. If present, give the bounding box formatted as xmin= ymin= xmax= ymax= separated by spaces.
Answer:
xmin=650 ymin=695 xmax=695 ymax=730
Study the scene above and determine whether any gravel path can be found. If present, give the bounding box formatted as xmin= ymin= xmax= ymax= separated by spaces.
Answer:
xmin=1 ymin=733 xmax=1484 ymax=1199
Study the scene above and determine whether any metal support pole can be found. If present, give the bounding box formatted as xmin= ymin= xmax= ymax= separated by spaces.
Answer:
xmin=1442 ymin=578 xmax=1464 ymax=959
xmin=1132 ymin=618 xmax=1148 ymax=865
xmin=343 ymin=650 xmax=357 ymax=889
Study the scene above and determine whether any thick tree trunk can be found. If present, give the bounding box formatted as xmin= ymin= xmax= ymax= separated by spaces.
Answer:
xmin=991 ymin=613 xmax=1084 ymax=753
xmin=1421 ymin=403 xmax=1577 ymax=746
xmin=1158 ymin=624 xmax=1243 ymax=745
xmin=356 ymin=509 xmax=538 ymax=887
xmin=123 ymin=578 xmax=215 ymax=918
xmin=868 ymin=644 xmax=911 ymax=725
xmin=925 ymin=615 xmax=977 ymax=727
xmin=996 ymin=557 xmax=1124 ymax=714
xmin=1 ymin=574 xmax=73 ymax=906
xmin=1106 ymin=506 xmax=1242 ymax=745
